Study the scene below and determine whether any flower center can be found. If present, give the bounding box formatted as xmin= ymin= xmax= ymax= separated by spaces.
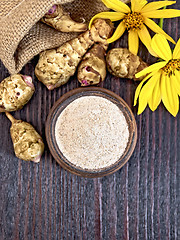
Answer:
xmin=123 ymin=12 xmax=144 ymax=31
xmin=162 ymin=59 xmax=180 ymax=75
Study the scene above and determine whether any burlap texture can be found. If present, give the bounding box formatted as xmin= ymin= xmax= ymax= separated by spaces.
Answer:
xmin=0 ymin=0 xmax=107 ymax=74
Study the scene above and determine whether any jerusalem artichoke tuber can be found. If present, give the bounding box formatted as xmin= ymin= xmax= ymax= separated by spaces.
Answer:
xmin=41 ymin=4 xmax=87 ymax=33
xmin=106 ymin=48 xmax=148 ymax=81
xmin=6 ymin=112 xmax=44 ymax=163
xmin=35 ymin=19 xmax=113 ymax=90
xmin=0 ymin=74 xmax=35 ymax=112
xmin=77 ymin=43 xmax=108 ymax=86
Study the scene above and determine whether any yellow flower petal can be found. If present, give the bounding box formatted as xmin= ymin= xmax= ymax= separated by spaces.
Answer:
xmin=161 ymin=73 xmax=179 ymax=117
xmin=138 ymin=25 xmax=157 ymax=56
xmin=101 ymin=0 xmax=130 ymax=13
xmin=141 ymin=1 xmax=176 ymax=13
xmin=170 ymin=87 xmax=179 ymax=117
xmin=148 ymin=78 xmax=161 ymax=111
xmin=134 ymin=72 xmax=155 ymax=106
xmin=131 ymin=0 xmax=137 ymax=12
xmin=143 ymin=9 xmax=180 ymax=19
xmin=89 ymin=12 xmax=125 ymax=28
xmin=135 ymin=61 xmax=167 ymax=78
xmin=144 ymin=17 xmax=175 ymax=44
xmin=128 ymin=30 xmax=139 ymax=55
xmin=131 ymin=0 xmax=147 ymax=12
xmin=138 ymin=73 xmax=159 ymax=114
xmin=173 ymin=38 xmax=180 ymax=59
xmin=161 ymin=73 xmax=171 ymax=110
xmin=137 ymin=94 xmax=148 ymax=114
xmin=151 ymin=34 xmax=173 ymax=61
xmin=171 ymin=71 xmax=180 ymax=95
xmin=107 ymin=21 xmax=126 ymax=43
xmin=167 ymin=77 xmax=179 ymax=117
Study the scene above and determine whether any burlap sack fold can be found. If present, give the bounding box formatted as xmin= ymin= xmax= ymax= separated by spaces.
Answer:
xmin=0 ymin=0 xmax=107 ymax=74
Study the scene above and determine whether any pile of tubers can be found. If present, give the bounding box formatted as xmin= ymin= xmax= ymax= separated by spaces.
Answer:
xmin=1 ymin=3 xmax=148 ymax=163
xmin=0 ymin=74 xmax=44 ymax=163
xmin=35 ymin=18 xmax=113 ymax=89
xmin=35 ymin=5 xmax=148 ymax=88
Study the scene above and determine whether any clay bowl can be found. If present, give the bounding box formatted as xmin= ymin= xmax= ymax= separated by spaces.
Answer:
xmin=45 ymin=87 xmax=137 ymax=178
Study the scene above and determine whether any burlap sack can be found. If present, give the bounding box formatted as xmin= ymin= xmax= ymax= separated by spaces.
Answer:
xmin=0 ymin=0 xmax=107 ymax=74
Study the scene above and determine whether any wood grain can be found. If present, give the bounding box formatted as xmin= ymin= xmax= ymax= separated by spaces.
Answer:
xmin=0 ymin=1 xmax=180 ymax=239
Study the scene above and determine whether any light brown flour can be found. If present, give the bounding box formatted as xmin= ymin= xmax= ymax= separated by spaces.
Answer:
xmin=55 ymin=96 xmax=129 ymax=170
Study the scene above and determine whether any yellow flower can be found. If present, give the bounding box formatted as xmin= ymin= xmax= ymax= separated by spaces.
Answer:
xmin=89 ymin=0 xmax=180 ymax=56
xmin=134 ymin=34 xmax=180 ymax=117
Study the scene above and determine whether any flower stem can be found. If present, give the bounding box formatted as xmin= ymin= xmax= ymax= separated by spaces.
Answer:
xmin=159 ymin=6 xmax=167 ymax=29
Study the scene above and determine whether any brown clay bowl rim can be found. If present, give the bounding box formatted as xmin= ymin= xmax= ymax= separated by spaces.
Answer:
xmin=45 ymin=87 xmax=137 ymax=178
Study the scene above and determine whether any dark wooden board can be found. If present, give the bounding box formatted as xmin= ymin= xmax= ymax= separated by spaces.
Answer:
xmin=0 ymin=1 xmax=180 ymax=239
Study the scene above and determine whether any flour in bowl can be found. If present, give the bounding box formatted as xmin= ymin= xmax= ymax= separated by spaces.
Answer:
xmin=55 ymin=96 xmax=129 ymax=170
